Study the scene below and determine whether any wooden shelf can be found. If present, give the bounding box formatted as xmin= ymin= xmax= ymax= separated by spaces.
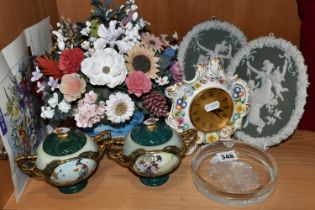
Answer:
xmin=4 ymin=130 xmax=315 ymax=210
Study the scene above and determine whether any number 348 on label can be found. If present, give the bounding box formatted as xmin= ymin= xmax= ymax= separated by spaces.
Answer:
xmin=216 ymin=150 xmax=238 ymax=162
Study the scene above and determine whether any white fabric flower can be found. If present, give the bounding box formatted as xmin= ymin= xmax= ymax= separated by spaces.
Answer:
xmin=58 ymin=99 xmax=71 ymax=113
xmin=131 ymin=5 xmax=138 ymax=10
xmin=81 ymin=40 xmax=90 ymax=50
xmin=85 ymin=21 xmax=91 ymax=27
xmin=80 ymin=27 xmax=90 ymax=36
xmin=132 ymin=12 xmax=138 ymax=21
xmin=81 ymin=48 xmax=127 ymax=87
xmin=48 ymin=93 xmax=58 ymax=108
xmin=52 ymin=30 xmax=65 ymax=51
xmin=105 ymin=92 xmax=135 ymax=123
xmin=155 ymin=76 xmax=169 ymax=86
xmin=41 ymin=106 xmax=55 ymax=119
xmin=80 ymin=21 xmax=91 ymax=36
xmin=94 ymin=21 xmax=123 ymax=49
xmin=125 ymin=22 xmax=139 ymax=39
xmin=115 ymin=23 xmax=141 ymax=53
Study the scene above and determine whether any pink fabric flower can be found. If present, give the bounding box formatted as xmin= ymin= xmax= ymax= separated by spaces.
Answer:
xmin=75 ymin=115 xmax=91 ymax=128
xmin=74 ymin=98 xmax=106 ymax=128
xmin=171 ymin=61 xmax=183 ymax=82
xmin=83 ymin=91 xmax=97 ymax=104
xmin=96 ymin=101 xmax=106 ymax=115
xmin=80 ymin=103 xmax=97 ymax=118
xmin=59 ymin=73 xmax=86 ymax=102
xmin=59 ymin=48 xmax=84 ymax=74
xmin=125 ymin=71 xmax=152 ymax=97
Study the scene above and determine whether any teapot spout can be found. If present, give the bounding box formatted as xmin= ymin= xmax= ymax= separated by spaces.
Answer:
xmin=16 ymin=155 xmax=44 ymax=178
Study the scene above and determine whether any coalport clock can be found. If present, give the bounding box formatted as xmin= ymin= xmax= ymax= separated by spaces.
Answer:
xmin=165 ymin=58 xmax=249 ymax=147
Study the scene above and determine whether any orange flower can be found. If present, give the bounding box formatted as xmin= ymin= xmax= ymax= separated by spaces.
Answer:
xmin=59 ymin=73 xmax=86 ymax=102
xmin=36 ymin=56 xmax=63 ymax=79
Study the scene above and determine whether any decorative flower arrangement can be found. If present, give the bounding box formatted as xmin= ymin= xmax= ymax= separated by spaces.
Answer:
xmin=32 ymin=0 xmax=183 ymax=129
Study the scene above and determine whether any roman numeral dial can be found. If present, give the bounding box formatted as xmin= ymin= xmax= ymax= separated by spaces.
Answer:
xmin=189 ymin=88 xmax=233 ymax=132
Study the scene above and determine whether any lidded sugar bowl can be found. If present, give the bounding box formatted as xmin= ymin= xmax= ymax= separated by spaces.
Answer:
xmin=106 ymin=118 xmax=195 ymax=186
xmin=16 ymin=127 xmax=110 ymax=193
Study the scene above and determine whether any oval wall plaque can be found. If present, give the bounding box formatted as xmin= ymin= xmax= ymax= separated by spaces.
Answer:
xmin=227 ymin=36 xmax=308 ymax=149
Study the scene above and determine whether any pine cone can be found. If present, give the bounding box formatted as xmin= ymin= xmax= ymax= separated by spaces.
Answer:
xmin=142 ymin=91 xmax=169 ymax=117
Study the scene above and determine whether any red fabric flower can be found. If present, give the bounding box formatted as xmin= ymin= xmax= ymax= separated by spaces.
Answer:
xmin=59 ymin=48 xmax=84 ymax=74
xmin=125 ymin=71 xmax=152 ymax=97
xmin=36 ymin=56 xmax=63 ymax=79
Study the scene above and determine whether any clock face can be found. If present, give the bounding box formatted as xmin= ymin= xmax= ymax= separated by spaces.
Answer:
xmin=189 ymin=88 xmax=234 ymax=132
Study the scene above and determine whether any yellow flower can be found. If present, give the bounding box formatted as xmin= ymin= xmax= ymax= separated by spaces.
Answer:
xmin=125 ymin=44 xmax=159 ymax=79
xmin=205 ymin=132 xmax=219 ymax=143
xmin=235 ymin=103 xmax=246 ymax=114
xmin=193 ymin=82 xmax=202 ymax=89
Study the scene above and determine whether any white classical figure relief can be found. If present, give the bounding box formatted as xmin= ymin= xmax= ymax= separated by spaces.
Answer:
xmin=243 ymin=54 xmax=290 ymax=134
xmin=195 ymin=38 xmax=232 ymax=66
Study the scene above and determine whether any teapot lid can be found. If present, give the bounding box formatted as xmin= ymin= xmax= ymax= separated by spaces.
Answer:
xmin=43 ymin=127 xmax=86 ymax=156
xmin=131 ymin=118 xmax=173 ymax=146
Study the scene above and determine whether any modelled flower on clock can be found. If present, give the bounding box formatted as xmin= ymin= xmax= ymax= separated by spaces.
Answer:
xmin=141 ymin=32 xmax=164 ymax=52
xmin=125 ymin=44 xmax=159 ymax=79
xmin=105 ymin=92 xmax=135 ymax=124
xmin=81 ymin=48 xmax=127 ymax=87
xmin=205 ymin=132 xmax=219 ymax=143
xmin=58 ymin=48 xmax=84 ymax=74
xmin=235 ymin=102 xmax=247 ymax=114
xmin=125 ymin=71 xmax=152 ymax=97
xmin=196 ymin=131 xmax=206 ymax=144
xmin=59 ymin=73 xmax=86 ymax=102
xmin=176 ymin=117 xmax=185 ymax=127
xmin=219 ymin=126 xmax=233 ymax=138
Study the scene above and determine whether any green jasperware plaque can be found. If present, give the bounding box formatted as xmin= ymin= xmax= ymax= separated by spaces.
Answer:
xmin=178 ymin=19 xmax=247 ymax=81
xmin=227 ymin=36 xmax=308 ymax=149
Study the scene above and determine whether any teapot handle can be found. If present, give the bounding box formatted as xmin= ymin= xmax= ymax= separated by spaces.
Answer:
xmin=92 ymin=130 xmax=112 ymax=160
xmin=16 ymin=155 xmax=44 ymax=178
xmin=179 ymin=129 xmax=199 ymax=152
xmin=105 ymin=137 xmax=128 ymax=167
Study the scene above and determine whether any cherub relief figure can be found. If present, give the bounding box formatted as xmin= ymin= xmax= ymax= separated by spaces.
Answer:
xmin=196 ymin=39 xmax=232 ymax=63
xmin=243 ymin=58 xmax=288 ymax=133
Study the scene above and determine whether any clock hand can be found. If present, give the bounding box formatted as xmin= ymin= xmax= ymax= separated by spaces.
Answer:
xmin=212 ymin=110 xmax=223 ymax=119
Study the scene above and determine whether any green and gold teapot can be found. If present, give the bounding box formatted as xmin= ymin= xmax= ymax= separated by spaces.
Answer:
xmin=16 ymin=127 xmax=110 ymax=194
xmin=106 ymin=118 xmax=196 ymax=186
